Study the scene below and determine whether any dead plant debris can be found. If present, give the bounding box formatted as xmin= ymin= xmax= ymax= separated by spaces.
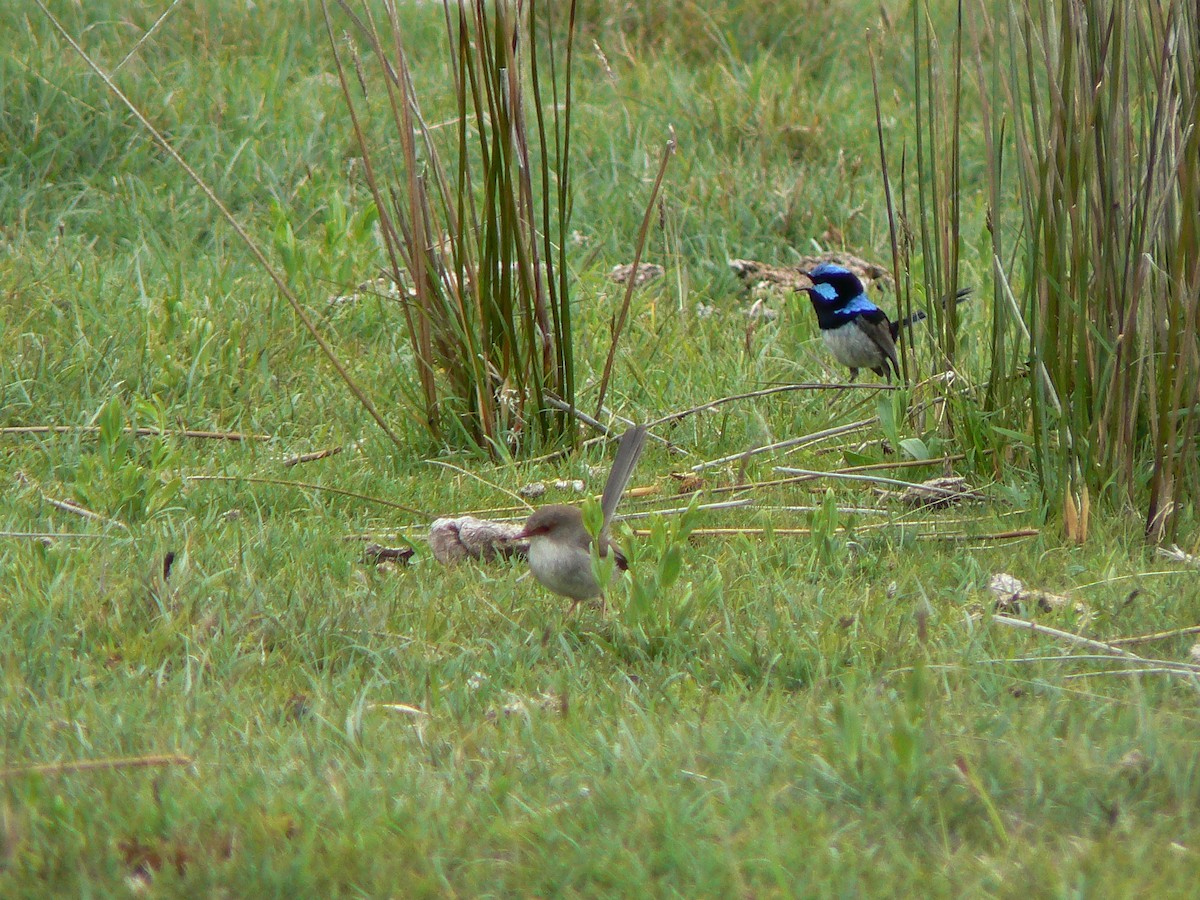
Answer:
xmin=429 ymin=516 xmax=525 ymax=564
xmin=610 ymin=262 xmax=664 ymax=286
xmin=988 ymin=572 xmax=1088 ymax=616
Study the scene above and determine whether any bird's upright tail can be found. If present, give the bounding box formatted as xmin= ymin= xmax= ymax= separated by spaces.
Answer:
xmin=892 ymin=286 xmax=973 ymax=339
xmin=600 ymin=424 xmax=649 ymax=526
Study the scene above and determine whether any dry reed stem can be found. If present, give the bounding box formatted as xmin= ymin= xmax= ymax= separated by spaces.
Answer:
xmin=1 ymin=754 xmax=193 ymax=779
xmin=184 ymin=474 xmax=429 ymax=518
xmin=1 ymin=425 xmax=270 ymax=442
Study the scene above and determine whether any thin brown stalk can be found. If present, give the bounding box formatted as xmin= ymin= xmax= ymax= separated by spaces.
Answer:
xmin=0 ymin=531 xmax=115 ymax=540
xmin=112 ymin=0 xmax=185 ymax=73
xmin=690 ymin=418 xmax=877 ymax=473
xmin=42 ymin=495 xmax=127 ymax=529
xmin=1 ymin=425 xmax=270 ymax=441
xmin=647 ymin=382 xmax=897 ymax=428
xmin=184 ymin=475 xmax=429 ymax=518
xmin=921 ymin=528 xmax=1038 ymax=542
xmin=1 ymin=754 xmax=193 ymax=779
xmin=282 ymin=447 xmax=345 ymax=467
xmin=1110 ymin=624 xmax=1200 ymax=647
xmin=593 ymin=128 xmax=676 ymax=419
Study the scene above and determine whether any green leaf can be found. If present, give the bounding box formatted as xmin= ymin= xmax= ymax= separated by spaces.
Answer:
xmin=989 ymin=426 xmax=1034 ymax=446
xmin=842 ymin=449 xmax=879 ymax=468
xmin=581 ymin=498 xmax=603 ymax=539
xmin=889 ymin=719 xmax=916 ymax=773
xmin=876 ymin=394 xmax=900 ymax=447
xmin=658 ymin=546 xmax=683 ymax=588
xmin=96 ymin=396 xmax=125 ymax=462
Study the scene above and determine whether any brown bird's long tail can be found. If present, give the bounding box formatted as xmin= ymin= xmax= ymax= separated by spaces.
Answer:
xmin=600 ymin=424 xmax=649 ymax=526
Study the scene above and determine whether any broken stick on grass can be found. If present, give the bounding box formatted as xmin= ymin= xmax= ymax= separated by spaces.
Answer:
xmin=990 ymin=613 xmax=1200 ymax=693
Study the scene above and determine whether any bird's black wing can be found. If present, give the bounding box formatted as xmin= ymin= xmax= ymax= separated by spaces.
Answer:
xmin=609 ymin=543 xmax=629 ymax=571
xmin=856 ymin=310 xmax=901 ymax=379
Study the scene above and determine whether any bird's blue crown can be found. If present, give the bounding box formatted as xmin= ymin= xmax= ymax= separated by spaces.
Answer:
xmin=807 ymin=262 xmax=853 ymax=280
xmin=804 ymin=263 xmax=878 ymax=316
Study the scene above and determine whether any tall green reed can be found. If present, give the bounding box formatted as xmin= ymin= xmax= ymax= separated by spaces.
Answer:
xmin=324 ymin=0 xmax=578 ymax=455
xmin=985 ymin=0 xmax=1199 ymax=542
xmin=878 ymin=0 xmax=1198 ymax=543
xmin=870 ymin=2 xmax=969 ymax=432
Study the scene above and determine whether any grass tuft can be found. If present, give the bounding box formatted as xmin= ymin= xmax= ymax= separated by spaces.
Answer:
xmin=325 ymin=0 xmax=582 ymax=455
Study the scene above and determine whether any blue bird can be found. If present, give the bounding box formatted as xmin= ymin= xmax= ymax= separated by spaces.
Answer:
xmin=799 ymin=263 xmax=968 ymax=382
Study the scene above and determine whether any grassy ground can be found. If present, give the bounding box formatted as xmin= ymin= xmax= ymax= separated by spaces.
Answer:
xmin=3 ymin=0 xmax=1199 ymax=894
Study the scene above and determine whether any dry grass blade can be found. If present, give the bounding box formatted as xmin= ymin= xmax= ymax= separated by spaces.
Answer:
xmin=998 ymin=654 xmax=1200 ymax=671
xmin=184 ymin=475 xmax=430 ymax=519
xmin=112 ymin=0 xmax=185 ymax=73
xmin=424 ymin=460 xmax=533 ymax=511
xmin=619 ymin=499 xmax=754 ymax=521
xmin=282 ymin=447 xmax=345 ymax=467
xmin=921 ymin=529 xmax=1038 ymax=542
xmin=700 ymin=454 xmax=971 ymax=498
xmin=1109 ymin=624 xmax=1200 ymax=647
xmin=691 ymin=418 xmax=877 ymax=472
xmin=41 ymin=495 xmax=127 ymax=529
xmin=990 ymin=614 xmax=1146 ymax=661
xmin=1 ymin=425 xmax=270 ymax=442
xmin=1 ymin=754 xmax=193 ymax=779
xmin=647 ymin=382 xmax=897 ymax=428
xmin=991 ymin=613 xmax=1200 ymax=693
xmin=0 ymin=531 xmax=116 ymax=541
xmin=772 ymin=466 xmax=974 ymax=499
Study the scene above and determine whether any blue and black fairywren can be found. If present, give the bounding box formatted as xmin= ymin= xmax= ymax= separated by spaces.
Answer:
xmin=799 ymin=263 xmax=969 ymax=382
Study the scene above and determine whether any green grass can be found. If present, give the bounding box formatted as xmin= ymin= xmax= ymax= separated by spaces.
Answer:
xmin=3 ymin=0 xmax=1200 ymax=894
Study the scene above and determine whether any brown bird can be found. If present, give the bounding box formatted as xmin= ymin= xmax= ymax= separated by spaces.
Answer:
xmin=517 ymin=424 xmax=648 ymax=606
